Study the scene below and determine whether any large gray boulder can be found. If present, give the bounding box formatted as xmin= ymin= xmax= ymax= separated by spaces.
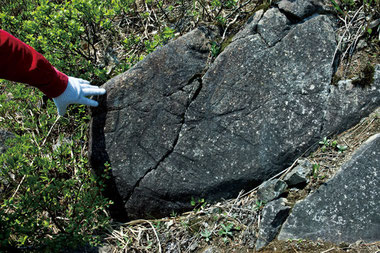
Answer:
xmin=124 ymin=13 xmax=339 ymax=219
xmin=89 ymin=27 xmax=215 ymax=219
xmin=278 ymin=134 xmax=380 ymax=243
xmin=90 ymin=3 xmax=380 ymax=219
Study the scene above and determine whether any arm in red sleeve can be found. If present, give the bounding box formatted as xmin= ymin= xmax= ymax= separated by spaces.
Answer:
xmin=0 ymin=30 xmax=68 ymax=98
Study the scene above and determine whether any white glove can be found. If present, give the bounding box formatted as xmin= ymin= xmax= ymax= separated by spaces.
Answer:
xmin=53 ymin=76 xmax=106 ymax=116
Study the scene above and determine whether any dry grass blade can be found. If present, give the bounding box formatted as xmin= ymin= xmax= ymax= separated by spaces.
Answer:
xmin=332 ymin=5 xmax=364 ymax=68
xmin=41 ymin=115 xmax=60 ymax=147
xmin=145 ymin=220 xmax=162 ymax=253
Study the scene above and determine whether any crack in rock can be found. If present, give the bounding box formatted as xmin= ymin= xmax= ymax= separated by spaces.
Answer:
xmin=125 ymin=74 xmax=205 ymax=203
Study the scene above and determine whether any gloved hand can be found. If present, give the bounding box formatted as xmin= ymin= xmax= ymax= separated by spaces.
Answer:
xmin=53 ymin=76 xmax=106 ymax=116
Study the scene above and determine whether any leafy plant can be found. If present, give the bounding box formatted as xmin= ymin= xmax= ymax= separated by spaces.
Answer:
xmin=170 ymin=211 xmax=178 ymax=217
xmin=218 ymin=223 xmax=234 ymax=239
xmin=337 ymin=144 xmax=348 ymax=153
xmin=191 ymin=197 xmax=206 ymax=212
xmin=318 ymin=137 xmax=348 ymax=153
xmin=319 ymin=137 xmax=330 ymax=152
xmin=200 ymin=229 xmax=212 ymax=242
xmin=254 ymin=199 xmax=266 ymax=210
xmin=153 ymin=221 xmax=162 ymax=229
xmin=211 ymin=41 xmax=221 ymax=57
xmin=0 ymin=81 xmax=111 ymax=251
xmin=312 ymin=163 xmax=320 ymax=179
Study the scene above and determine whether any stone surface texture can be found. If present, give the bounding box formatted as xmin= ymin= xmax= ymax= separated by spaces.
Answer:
xmin=89 ymin=1 xmax=380 ymax=219
xmin=278 ymin=134 xmax=380 ymax=243
xmin=278 ymin=0 xmax=317 ymax=19
xmin=257 ymin=179 xmax=288 ymax=203
xmin=89 ymin=27 xmax=216 ymax=219
xmin=256 ymin=198 xmax=291 ymax=250
xmin=283 ymin=159 xmax=312 ymax=187
xmin=257 ymin=8 xmax=291 ymax=46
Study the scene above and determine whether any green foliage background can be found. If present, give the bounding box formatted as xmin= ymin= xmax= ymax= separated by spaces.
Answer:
xmin=0 ymin=81 xmax=113 ymax=251
xmin=0 ymin=0 xmax=137 ymax=251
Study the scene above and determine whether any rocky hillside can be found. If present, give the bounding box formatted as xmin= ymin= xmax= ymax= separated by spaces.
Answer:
xmin=87 ymin=0 xmax=380 ymax=252
xmin=90 ymin=0 xmax=379 ymax=220
xmin=98 ymin=108 xmax=380 ymax=252
xmin=1 ymin=0 xmax=378 ymax=252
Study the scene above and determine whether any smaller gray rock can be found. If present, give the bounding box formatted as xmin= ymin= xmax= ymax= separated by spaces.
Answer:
xmin=257 ymin=8 xmax=291 ymax=46
xmin=283 ymin=159 xmax=312 ymax=187
xmin=256 ymin=198 xmax=291 ymax=250
xmin=257 ymin=179 xmax=288 ymax=203
xmin=278 ymin=0 xmax=317 ymax=19
xmin=232 ymin=9 xmax=264 ymax=42
xmin=278 ymin=133 xmax=380 ymax=243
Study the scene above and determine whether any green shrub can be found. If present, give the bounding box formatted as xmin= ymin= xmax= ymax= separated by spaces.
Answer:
xmin=0 ymin=0 xmax=138 ymax=84
xmin=0 ymin=81 xmax=112 ymax=251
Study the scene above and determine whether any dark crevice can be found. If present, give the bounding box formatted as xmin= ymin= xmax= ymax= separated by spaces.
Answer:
xmin=256 ymin=31 xmax=270 ymax=48
xmin=125 ymin=73 xmax=204 ymax=203
xmin=89 ymin=96 xmax=130 ymax=221
xmin=212 ymin=107 xmax=247 ymax=118
xmin=331 ymin=50 xmax=341 ymax=76
xmin=257 ymin=5 xmax=330 ymax=49
xmin=276 ymin=7 xmax=303 ymax=24
xmin=277 ymin=5 xmax=322 ymax=25
xmin=256 ymin=22 xmax=292 ymax=48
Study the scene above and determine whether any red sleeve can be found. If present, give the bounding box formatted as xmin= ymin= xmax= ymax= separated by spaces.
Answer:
xmin=0 ymin=30 xmax=68 ymax=98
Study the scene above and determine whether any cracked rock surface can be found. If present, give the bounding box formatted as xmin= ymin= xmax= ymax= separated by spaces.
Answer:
xmin=89 ymin=3 xmax=380 ymax=219
xmin=89 ymin=27 xmax=215 ymax=219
